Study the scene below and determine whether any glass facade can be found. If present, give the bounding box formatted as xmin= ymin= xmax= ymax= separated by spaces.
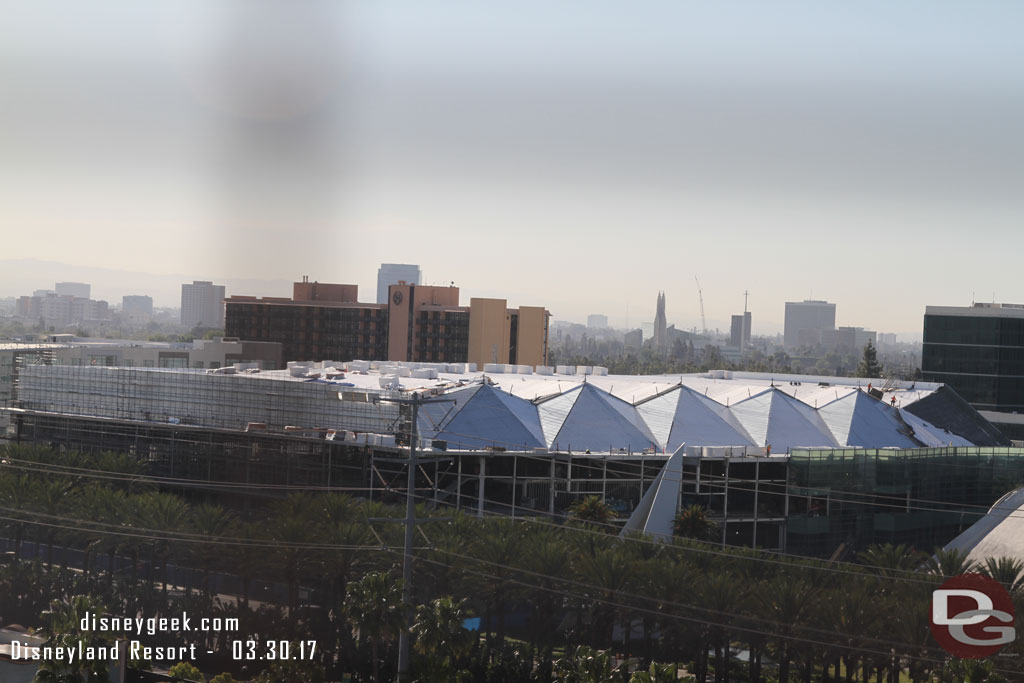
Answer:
xmin=786 ymin=446 xmax=1024 ymax=555
xmin=922 ymin=313 xmax=1024 ymax=411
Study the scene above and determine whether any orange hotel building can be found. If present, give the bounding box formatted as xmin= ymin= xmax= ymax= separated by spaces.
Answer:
xmin=225 ymin=278 xmax=550 ymax=367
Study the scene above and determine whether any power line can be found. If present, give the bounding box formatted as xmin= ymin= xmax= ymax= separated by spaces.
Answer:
xmin=398 ymin=489 xmax=951 ymax=586
xmin=0 ymin=459 xmax=379 ymax=493
xmin=419 ymin=542 xmax=944 ymax=656
xmin=0 ymin=508 xmax=401 ymax=551
xmin=2 ymin=442 xmax=1015 ymax=579
xmin=406 ymin=434 xmax=1024 ymax=519
xmin=404 ymin=550 xmax=1014 ymax=676
xmin=0 ymin=450 xmax=1005 ymax=581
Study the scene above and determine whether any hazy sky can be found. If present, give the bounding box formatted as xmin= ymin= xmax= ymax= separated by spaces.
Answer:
xmin=3 ymin=2 xmax=1023 ymax=336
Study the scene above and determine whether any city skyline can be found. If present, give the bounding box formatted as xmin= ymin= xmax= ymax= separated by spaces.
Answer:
xmin=0 ymin=257 xmax=974 ymax=340
xmin=3 ymin=3 xmax=1023 ymax=339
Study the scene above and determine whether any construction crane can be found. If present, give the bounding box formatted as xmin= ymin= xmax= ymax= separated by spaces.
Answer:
xmin=694 ymin=276 xmax=707 ymax=335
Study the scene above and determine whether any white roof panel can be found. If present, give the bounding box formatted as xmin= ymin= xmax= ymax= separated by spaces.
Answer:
xmin=537 ymin=385 xmax=583 ymax=448
xmin=730 ymin=391 xmax=772 ymax=447
xmin=899 ymin=409 xmax=974 ymax=447
xmin=818 ymin=391 xmax=919 ymax=448
xmin=944 ymin=488 xmax=1024 ymax=565
xmin=635 ymin=391 xmax=677 ymax=449
xmin=733 ymin=389 xmax=839 ymax=452
xmin=669 ymin=386 xmax=755 ymax=450
xmin=437 ymin=384 xmax=544 ymax=450
xmin=552 ymin=384 xmax=657 ymax=452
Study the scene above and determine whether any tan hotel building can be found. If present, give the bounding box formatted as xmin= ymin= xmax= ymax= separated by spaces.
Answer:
xmin=226 ymin=278 xmax=549 ymax=366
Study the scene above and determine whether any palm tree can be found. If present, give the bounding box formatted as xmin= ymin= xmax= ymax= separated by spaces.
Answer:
xmin=412 ymin=596 xmax=475 ymax=678
xmin=639 ymin=557 xmax=695 ymax=673
xmin=346 ymin=571 xmax=405 ymax=683
xmin=29 ymin=477 xmax=76 ymax=570
xmin=979 ymin=556 xmax=1024 ymax=594
xmin=572 ymin=544 xmax=634 ymax=649
xmin=233 ymin=521 xmax=267 ymax=613
xmin=755 ymin=576 xmax=819 ymax=683
xmin=190 ymin=503 xmax=236 ymax=597
xmin=267 ymin=493 xmax=322 ymax=617
xmin=887 ymin=584 xmax=936 ymax=683
xmin=320 ymin=518 xmax=375 ymax=608
xmin=629 ymin=662 xmax=678 ymax=683
xmin=700 ymin=573 xmax=746 ymax=683
xmin=552 ymin=645 xmax=629 ymax=683
xmin=523 ymin=526 xmax=575 ymax=657
xmin=91 ymin=450 xmax=152 ymax=493
xmin=857 ymin=543 xmax=926 ymax=578
xmin=468 ymin=517 xmax=528 ymax=647
xmin=136 ymin=491 xmax=190 ymax=601
xmin=35 ymin=594 xmax=117 ymax=682
xmin=569 ymin=496 xmax=616 ymax=529
xmin=925 ymin=547 xmax=976 ymax=578
xmin=119 ymin=493 xmax=149 ymax=585
xmin=673 ymin=505 xmax=720 ymax=543
xmin=167 ymin=661 xmax=205 ymax=682
xmin=0 ymin=473 xmax=35 ymax=558
xmin=422 ymin=509 xmax=480 ymax=593
xmin=823 ymin=581 xmax=882 ymax=683
xmin=314 ymin=493 xmax=378 ymax=606
xmin=70 ymin=485 xmax=125 ymax=581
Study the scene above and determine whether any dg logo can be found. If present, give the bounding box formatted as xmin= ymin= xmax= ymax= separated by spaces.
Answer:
xmin=931 ymin=573 xmax=1016 ymax=658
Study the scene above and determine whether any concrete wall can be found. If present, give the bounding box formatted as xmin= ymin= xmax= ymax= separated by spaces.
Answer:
xmin=387 ymin=283 xmax=413 ymax=361
xmin=388 ymin=285 xmax=462 ymax=362
xmin=292 ymin=281 xmax=358 ymax=303
xmin=516 ymin=306 xmax=549 ymax=367
xmin=468 ymin=298 xmax=510 ymax=367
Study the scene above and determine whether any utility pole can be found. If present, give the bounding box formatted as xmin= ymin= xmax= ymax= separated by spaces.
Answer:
xmin=396 ymin=395 xmax=419 ymax=680
xmin=376 ymin=391 xmax=455 ymax=681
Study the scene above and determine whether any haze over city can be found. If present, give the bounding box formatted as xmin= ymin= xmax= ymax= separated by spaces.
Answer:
xmin=3 ymin=2 xmax=1024 ymax=336
xmin=9 ymin=6 xmax=1024 ymax=680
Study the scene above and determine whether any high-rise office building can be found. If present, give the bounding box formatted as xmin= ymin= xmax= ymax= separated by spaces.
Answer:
xmin=16 ymin=292 xmax=109 ymax=327
xmin=376 ymin=264 xmax=421 ymax=304
xmin=122 ymin=295 xmax=153 ymax=316
xmin=55 ymin=282 xmax=90 ymax=299
xmin=624 ymin=328 xmax=643 ymax=350
xmin=835 ymin=327 xmax=876 ymax=352
xmin=923 ymin=303 xmax=1024 ymax=439
xmin=784 ymin=300 xmax=836 ymax=349
xmin=181 ymin=281 xmax=226 ymax=329
xmin=587 ymin=314 xmax=609 ymax=329
xmin=730 ymin=312 xmax=752 ymax=348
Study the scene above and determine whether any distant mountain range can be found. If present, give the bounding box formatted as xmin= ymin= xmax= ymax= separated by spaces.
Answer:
xmin=0 ymin=259 xmax=293 ymax=308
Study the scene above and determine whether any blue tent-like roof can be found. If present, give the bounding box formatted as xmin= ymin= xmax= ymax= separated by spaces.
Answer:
xmin=432 ymin=383 xmax=544 ymax=450
xmin=731 ymin=388 xmax=838 ymax=452
xmin=637 ymin=385 xmax=755 ymax=451
xmin=541 ymin=383 xmax=657 ymax=452
xmin=818 ymin=390 xmax=920 ymax=448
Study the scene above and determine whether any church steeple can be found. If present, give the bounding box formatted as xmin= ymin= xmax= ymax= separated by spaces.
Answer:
xmin=653 ymin=291 xmax=667 ymax=353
